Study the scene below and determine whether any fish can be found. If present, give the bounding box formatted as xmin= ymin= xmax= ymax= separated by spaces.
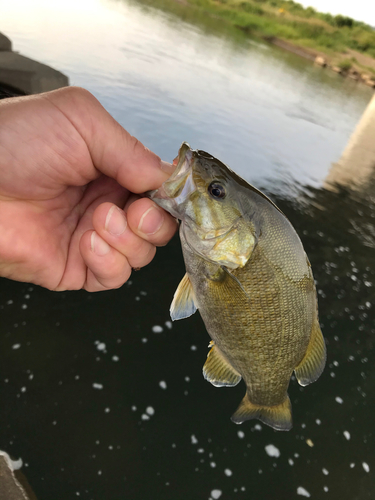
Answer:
xmin=148 ymin=143 xmax=326 ymax=431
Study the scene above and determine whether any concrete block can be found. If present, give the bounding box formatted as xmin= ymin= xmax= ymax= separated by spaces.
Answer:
xmin=0 ymin=51 xmax=68 ymax=94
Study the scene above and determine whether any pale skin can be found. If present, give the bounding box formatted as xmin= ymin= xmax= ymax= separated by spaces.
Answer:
xmin=0 ymin=86 xmax=178 ymax=291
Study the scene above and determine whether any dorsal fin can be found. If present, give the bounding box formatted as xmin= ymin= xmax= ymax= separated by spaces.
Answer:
xmin=170 ymin=273 xmax=197 ymax=321
xmin=294 ymin=319 xmax=326 ymax=386
xmin=203 ymin=343 xmax=241 ymax=387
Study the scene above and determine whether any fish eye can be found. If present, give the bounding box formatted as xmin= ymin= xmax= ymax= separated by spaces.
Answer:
xmin=208 ymin=182 xmax=226 ymax=200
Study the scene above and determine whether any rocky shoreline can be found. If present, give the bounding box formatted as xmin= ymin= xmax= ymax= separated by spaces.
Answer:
xmin=265 ymin=36 xmax=375 ymax=89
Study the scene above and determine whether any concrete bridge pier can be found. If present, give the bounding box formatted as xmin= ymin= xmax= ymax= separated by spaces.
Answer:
xmin=326 ymin=93 xmax=375 ymax=189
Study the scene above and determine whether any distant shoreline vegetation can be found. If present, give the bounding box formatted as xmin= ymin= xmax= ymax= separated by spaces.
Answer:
xmin=167 ymin=0 xmax=375 ymax=83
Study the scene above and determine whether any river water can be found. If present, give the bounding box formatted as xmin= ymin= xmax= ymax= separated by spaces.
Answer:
xmin=0 ymin=0 xmax=374 ymax=499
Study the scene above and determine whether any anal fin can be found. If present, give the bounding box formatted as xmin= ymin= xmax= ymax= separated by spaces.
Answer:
xmin=231 ymin=393 xmax=292 ymax=431
xmin=203 ymin=344 xmax=241 ymax=387
xmin=294 ymin=319 xmax=326 ymax=387
xmin=170 ymin=273 xmax=197 ymax=321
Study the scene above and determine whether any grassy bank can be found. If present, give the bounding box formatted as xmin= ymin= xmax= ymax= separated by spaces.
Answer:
xmin=179 ymin=0 xmax=375 ymax=76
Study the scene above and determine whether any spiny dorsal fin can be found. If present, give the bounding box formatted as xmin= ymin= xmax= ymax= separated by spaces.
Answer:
xmin=170 ymin=273 xmax=197 ymax=321
xmin=231 ymin=393 xmax=293 ymax=431
xmin=294 ymin=320 xmax=326 ymax=387
xmin=203 ymin=344 xmax=241 ymax=387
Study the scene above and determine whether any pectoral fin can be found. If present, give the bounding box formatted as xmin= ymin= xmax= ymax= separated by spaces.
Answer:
xmin=294 ymin=320 xmax=326 ymax=387
xmin=203 ymin=344 xmax=241 ymax=387
xmin=170 ymin=273 xmax=197 ymax=321
xmin=231 ymin=393 xmax=293 ymax=431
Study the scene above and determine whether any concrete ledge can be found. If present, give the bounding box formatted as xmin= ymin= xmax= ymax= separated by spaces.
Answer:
xmin=0 ymin=32 xmax=12 ymax=51
xmin=0 ymin=51 xmax=69 ymax=95
xmin=0 ymin=453 xmax=37 ymax=500
xmin=0 ymin=32 xmax=69 ymax=95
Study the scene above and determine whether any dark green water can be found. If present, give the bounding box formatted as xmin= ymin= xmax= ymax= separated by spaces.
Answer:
xmin=0 ymin=181 xmax=374 ymax=499
xmin=1 ymin=0 xmax=375 ymax=498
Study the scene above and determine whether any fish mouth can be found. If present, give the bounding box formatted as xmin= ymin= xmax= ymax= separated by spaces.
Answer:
xmin=147 ymin=142 xmax=195 ymax=219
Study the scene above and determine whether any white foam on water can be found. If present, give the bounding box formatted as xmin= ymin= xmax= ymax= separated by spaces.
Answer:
xmin=211 ymin=489 xmax=222 ymax=499
xmin=131 ymin=406 xmax=137 ymax=411
xmin=237 ymin=431 xmax=245 ymax=439
xmin=350 ymin=463 xmax=355 ymax=468
xmin=21 ymin=304 xmax=27 ymax=309
xmin=185 ymin=376 xmax=190 ymax=382
xmin=224 ymin=468 xmax=232 ymax=476
xmin=141 ymin=338 xmax=148 ymax=343
xmin=191 ymin=345 xmax=197 ymax=351
xmin=0 ymin=451 xmax=23 ymax=470
xmin=343 ymin=431 xmax=350 ymax=440
xmin=92 ymin=383 xmax=103 ymax=390
xmin=253 ymin=424 xmax=262 ymax=431
xmin=104 ymin=408 xmax=110 ymax=413
xmin=288 ymin=459 xmax=294 ymax=466
xmin=362 ymin=462 xmax=370 ymax=473
xmin=112 ymin=356 xmax=119 ymax=362
xmin=316 ymin=419 xmax=321 ymax=425
xmin=322 ymin=468 xmax=329 ymax=475
xmin=12 ymin=344 xmax=20 ymax=350
xmin=165 ymin=321 xmax=172 ymax=329
xmin=335 ymin=396 xmax=343 ymax=404
xmin=96 ymin=342 xmax=106 ymax=351
xmin=324 ymin=486 xmax=329 ymax=492
xmin=146 ymin=406 xmax=155 ymax=416
xmin=265 ymin=444 xmax=280 ymax=458
xmin=152 ymin=325 xmax=163 ymax=333
xmin=191 ymin=435 xmax=198 ymax=444
xmin=141 ymin=414 xmax=150 ymax=421
xmin=159 ymin=381 xmax=167 ymax=389
xmin=210 ymin=462 xmax=216 ymax=468
xmin=297 ymin=486 xmax=311 ymax=497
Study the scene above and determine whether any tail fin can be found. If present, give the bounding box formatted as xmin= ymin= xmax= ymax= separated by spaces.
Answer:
xmin=231 ymin=393 xmax=293 ymax=431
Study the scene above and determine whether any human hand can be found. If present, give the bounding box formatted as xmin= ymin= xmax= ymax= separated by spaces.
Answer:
xmin=0 ymin=87 xmax=177 ymax=291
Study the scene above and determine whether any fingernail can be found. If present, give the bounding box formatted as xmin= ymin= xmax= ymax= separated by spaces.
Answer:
xmin=160 ymin=160 xmax=175 ymax=174
xmin=138 ymin=205 xmax=164 ymax=235
xmin=105 ymin=206 xmax=127 ymax=236
xmin=91 ymin=231 xmax=110 ymax=255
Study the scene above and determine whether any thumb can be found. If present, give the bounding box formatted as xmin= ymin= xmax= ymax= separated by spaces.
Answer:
xmin=44 ymin=87 xmax=174 ymax=192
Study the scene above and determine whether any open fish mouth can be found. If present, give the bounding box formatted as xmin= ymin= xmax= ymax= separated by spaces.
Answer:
xmin=147 ymin=143 xmax=195 ymax=219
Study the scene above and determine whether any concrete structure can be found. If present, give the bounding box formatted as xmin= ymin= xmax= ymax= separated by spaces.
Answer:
xmin=0 ymin=453 xmax=37 ymax=500
xmin=325 ymin=93 xmax=375 ymax=189
xmin=0 ymin=32 xmax=68 ymax=95
xmin=0 ymin=32 xmax=12 ymax=51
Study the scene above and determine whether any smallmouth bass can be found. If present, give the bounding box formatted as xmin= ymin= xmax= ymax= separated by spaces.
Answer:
xmin=148 ymin=143 xmax=326 ymax=431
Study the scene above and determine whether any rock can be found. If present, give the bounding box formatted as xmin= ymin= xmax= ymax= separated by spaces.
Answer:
xmin=0 ymin=32 xmax=12 ymax=51
xmin=331 ymin=66 xmax=343 ymax=74
xmin=361 ymin=73 xmax=370 ymax=82
xmin=364 ymin=79 xmax=375 ymax=88
xmin=314 ymin=56 xmax=327 ymax=67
